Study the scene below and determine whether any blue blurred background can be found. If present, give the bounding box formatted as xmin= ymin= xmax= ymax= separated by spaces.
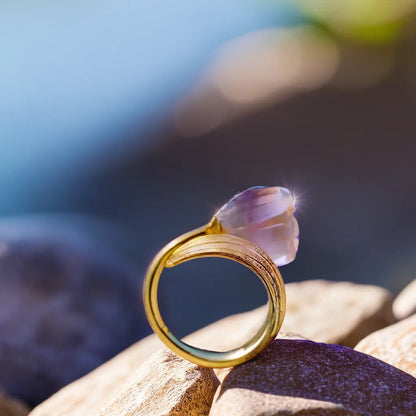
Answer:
xmin=1 ymin=0 xmax=416 ymax=402
xmin=0 ymin=0 xmax=298 ymax=211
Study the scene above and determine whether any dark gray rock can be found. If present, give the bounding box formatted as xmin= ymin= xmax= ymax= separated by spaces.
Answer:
xmin=0 ymin=219 xmax=146 ymax=405
xmin=210 ymin=339 xmax=416 ymax=416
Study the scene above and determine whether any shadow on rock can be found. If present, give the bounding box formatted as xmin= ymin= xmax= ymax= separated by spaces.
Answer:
xmin=212 ymin=339 xmax=416 ymax=415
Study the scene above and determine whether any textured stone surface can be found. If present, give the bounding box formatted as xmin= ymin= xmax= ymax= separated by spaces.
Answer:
xmin=0 ymin=223 xmax=145 ymax=405
xmin=193 ymin=280 xmax=395 ymax=348
xmin=281 ymin=280 xmax=395 ymax=347
xmin=0 ymin=392 xmax=29 ymax=416
xmin=184 ymin=309 xmax=305 ymax=353
xmin=98 ymin=350 xmax=219 ymax=416
xmin=30 ymin=335 xmax=163 ymax=416
xmin=215 ymin=186 xmax=299 ymax=266
xmin=355 ymin=313 xmax=416 ymax=377
xmin=32 ymin=347 xmax=219 ymax=416
xmin=30 ymin=280 xmax=394 ymax=415
xmin=393 ymin=278 xmax=416 ymax=320
xmin=210 ymin=339 xmax=416 ymax=416
xmin=184 ymin=280 xmax=394 ymax=350
xmin=29 ymin=315 xmax=303 ymax=415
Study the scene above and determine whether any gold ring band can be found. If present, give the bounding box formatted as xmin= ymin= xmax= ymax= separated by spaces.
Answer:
xmin=143 ymin=217 xmax=286 ymax=368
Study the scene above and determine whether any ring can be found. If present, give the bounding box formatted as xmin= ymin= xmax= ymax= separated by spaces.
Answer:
xmin=143 ymin=186 xmax=299 ymax=368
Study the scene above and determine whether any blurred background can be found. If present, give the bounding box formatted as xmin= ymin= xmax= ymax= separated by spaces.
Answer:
xmin=1 ymin=0 xmax=416 ymax=404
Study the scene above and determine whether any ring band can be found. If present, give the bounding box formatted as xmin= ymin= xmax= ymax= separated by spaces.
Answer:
xmin=143 ymin=217 xmax=286 ymax=368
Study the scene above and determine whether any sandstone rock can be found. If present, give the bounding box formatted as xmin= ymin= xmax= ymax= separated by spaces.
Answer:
xmin=210 ymin=339 xmax=416 ymax=416
xmin=183 ymin=309 xmax=303 ymax=352
xmin=188 ymin=331 xmax=307 ymax=384
xmin=0 ymin=392 xmax=29 ymax=416
xmin=187 ymin=280 xmax=394 ymax=350
xmin=393 ymin=278 xmax=416 ymax=320
xmin=282 ymin=280 xmax=395 ymax=347
xmin=29 ymin=325 xmax=303 ymax=416
xmin=31 ymin=346 xmax=220 ymax=416
xmin=355 ymin=313 xmax=416 ymax=377
xmin=97 ymin=350 xmax=219 ymax=416
xmin=0 ymin=221 xmax=146 ymax=404
xmin=30 ymin=279 xmax=394 ymax=415
xmin=30 ymin=334 xmax=163 ymax=416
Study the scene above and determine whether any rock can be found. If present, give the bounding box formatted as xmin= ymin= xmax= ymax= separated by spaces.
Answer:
xmin=184 ymin=310 xmax=305 ymax=353
xmin=97 ymin=350 xmax=219 ymax=416
xmin=210 ymin=339 xmax=416 ymax=416
xmin=30 ymin=335 xmax=163 ymax=416
xmin=282 ymin=280 xmax=395 ymax=347
xmin=29 ymin=324 xmax=303 ymax=415
xmin=30 ymin=279 xmax=393 ymax=415
xmin=393 ymin=279 xmax=416 ymax=320
xmin=0 ymin=222 xmax=146 ymax=405
xmin=187 ymin=280 xmax=395 ymax=350
xmin=0 ymin=392 xmax=29 ymax=416
xmin=355 ymin=313 xmax=416 ymax=377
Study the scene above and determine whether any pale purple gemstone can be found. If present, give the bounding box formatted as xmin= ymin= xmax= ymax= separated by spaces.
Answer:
xmin=215 ymin=186 xmax=299 ymax=266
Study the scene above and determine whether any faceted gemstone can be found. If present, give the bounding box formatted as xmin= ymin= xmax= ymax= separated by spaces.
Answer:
xmin=215 ymin=186 xmax=299 ymax=266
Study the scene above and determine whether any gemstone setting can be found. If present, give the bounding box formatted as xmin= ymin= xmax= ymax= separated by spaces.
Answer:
xmin=215 ymin=186 xmax=299 ymax=266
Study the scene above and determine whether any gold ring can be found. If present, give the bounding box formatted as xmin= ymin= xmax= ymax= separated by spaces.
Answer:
xmin=143 ymin=186 xmax=299 ymax=368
